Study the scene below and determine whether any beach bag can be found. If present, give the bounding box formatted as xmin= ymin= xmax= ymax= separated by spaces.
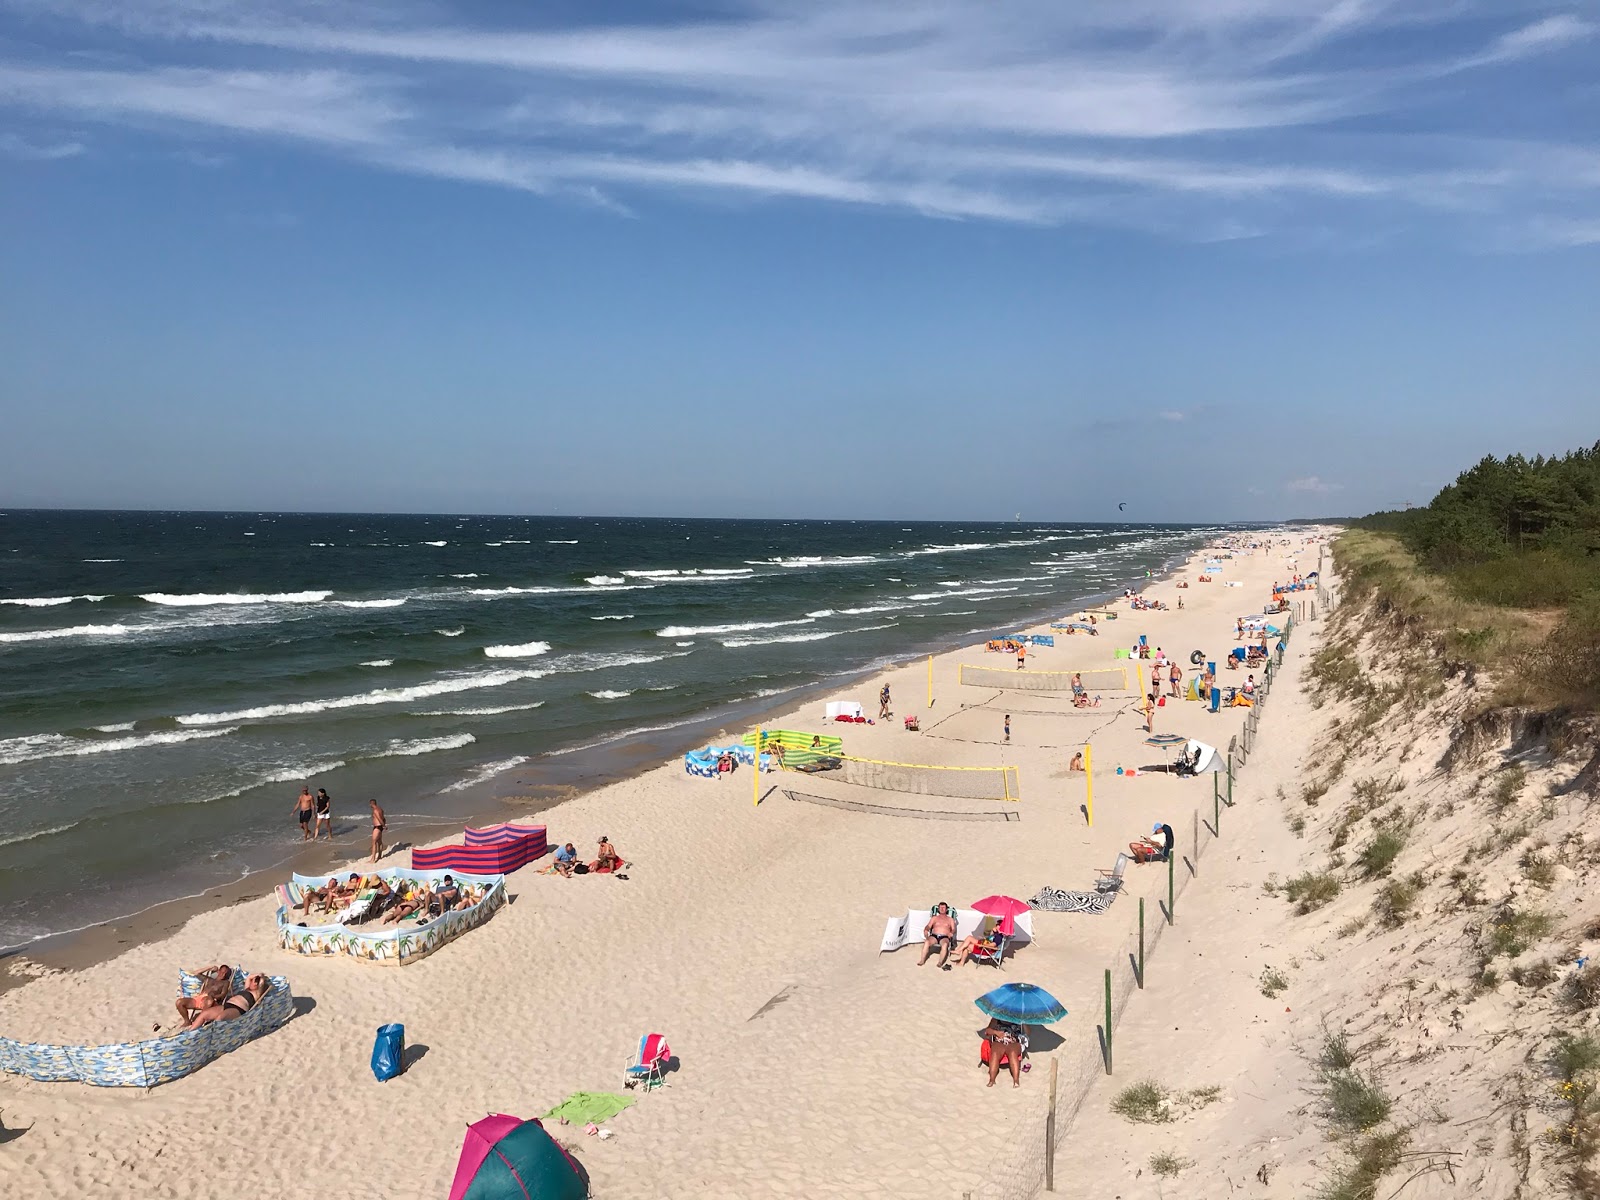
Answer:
xmin=371 ymin=1022 xmax=405 ymax=1082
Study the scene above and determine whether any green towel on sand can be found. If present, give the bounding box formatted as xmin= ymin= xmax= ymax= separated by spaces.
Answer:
xmin=543 ymin=1091 xmax=637 ymax=1125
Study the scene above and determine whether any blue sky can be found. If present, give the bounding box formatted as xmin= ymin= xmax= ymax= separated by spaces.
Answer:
xmin=1 ymin=1 xmax=1596 ymax=522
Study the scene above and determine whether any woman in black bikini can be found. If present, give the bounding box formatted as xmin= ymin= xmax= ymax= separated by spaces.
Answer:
xmin=185 ymin=973 xmax=270 ymax=1029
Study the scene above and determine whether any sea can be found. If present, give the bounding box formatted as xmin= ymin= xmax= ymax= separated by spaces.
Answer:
xmin=0 ymin=511 xmax=1248 ymax=949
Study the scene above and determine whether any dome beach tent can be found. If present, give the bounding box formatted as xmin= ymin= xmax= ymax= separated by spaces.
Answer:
xmin=1178 ymin=739 xmax=1223 ymax=775
xmin=449 ymin=1115 xmax=587 ymax=1200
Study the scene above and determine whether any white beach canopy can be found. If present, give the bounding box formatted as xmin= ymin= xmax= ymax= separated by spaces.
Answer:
xmin=1184 ymin=739 xmax=1224 ymax=774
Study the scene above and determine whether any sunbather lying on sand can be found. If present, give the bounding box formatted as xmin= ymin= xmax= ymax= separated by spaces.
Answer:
xmin=185 ymin=973 xmax=271 ymax=1029
xmin=382 ymin=885 xmax=430 ymax=924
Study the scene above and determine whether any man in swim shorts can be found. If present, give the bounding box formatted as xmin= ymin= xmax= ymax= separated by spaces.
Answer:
xmin=918 ymin=902 xmax=958 ymax=969
xmin=293 ymin=787 xmax=315 ymax=841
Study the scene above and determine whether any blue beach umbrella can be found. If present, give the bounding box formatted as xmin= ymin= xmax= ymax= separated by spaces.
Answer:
xmin=975 ymin=982 xmax=1068 ymax=1026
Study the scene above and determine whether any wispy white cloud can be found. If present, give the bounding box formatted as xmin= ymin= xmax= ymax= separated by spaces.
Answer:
xmin=0 ymin=0 xmax=1593 ymax=240
xmin=1285 ymin=476 xmax=1344 ymax=493
xmin=0 ymin=129 xmax=83 ymax=158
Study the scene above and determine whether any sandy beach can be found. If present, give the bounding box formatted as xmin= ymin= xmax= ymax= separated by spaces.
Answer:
xmin=0 ymin=530 xmax=1329 ymax=1198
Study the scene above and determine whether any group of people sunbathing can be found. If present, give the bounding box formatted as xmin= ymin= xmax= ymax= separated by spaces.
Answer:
xmin=298 ymin=872 xmax=484 ymax=925
xmin=544 ymin=836 xmax=627 ymax=878
xmin=1069 ymin=673 xmax=1101 ymax=708
xmin=915 ymin=902 xmax=1008 ymax=971
xmin=169 ymin=964 xmax=272 ymax=1032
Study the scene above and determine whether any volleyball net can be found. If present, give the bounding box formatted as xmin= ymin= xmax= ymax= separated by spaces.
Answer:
xmin=784 ymin=753 xmax=1020 ymax=801
xmin=957 ymin=664 xmax=1130 ymax=692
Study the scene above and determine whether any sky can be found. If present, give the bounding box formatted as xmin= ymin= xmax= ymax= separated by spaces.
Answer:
xmin=0 ymin=0 xmax=1596 ymax=523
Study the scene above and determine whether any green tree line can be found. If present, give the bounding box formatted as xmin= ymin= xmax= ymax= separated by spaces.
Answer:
xmin=1355 ymin=442 xmax=1600 ymax=607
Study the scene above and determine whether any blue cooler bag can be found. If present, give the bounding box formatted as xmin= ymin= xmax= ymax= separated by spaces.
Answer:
xmin=371 ymin=1023 xmax=405 ymax=1082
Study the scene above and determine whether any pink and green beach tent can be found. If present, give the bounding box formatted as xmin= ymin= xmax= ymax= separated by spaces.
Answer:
xmin=449 ymin=1114 xmax=587 ymax=1200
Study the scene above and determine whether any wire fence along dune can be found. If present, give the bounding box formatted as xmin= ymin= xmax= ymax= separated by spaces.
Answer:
xmin=966 ymin=598 xmax=1324 ymax=1198
xmin=958 ymin=665 xmax=1130 ymax=693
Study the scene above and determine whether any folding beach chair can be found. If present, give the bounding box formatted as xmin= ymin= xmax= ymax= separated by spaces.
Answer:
xmin=969 ymin=932 xmax=1010 ymax=970
xmin=624 ymin=1033 xmax=671 ymax=1091
xmin=1095 ymin=853 xmax=1130 ymax=894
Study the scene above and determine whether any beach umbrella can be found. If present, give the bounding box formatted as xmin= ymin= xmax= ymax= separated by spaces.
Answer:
xmin=971 ymin=894 xmax=1030 ymax=936
xmin=975 ymin=982 xmax=1068 ymax=1026
xmin=449 ymin=1114 xmax=587 ymax=1200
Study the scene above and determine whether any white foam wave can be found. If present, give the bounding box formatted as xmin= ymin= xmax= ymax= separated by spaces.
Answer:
xmin=590 ymin=614 xmax=634 ymax=621
xmin=587 ymin=690 xmax=632 ymax=700
xmin=419 ymin=700 xmax=546 ymax=717
xmin=0 ymin=622 xmax=134 ymax=644
xmin=337 ymin=598 xmax=407 ymax=609
xmin=719 ymin=621 xmax=897 ymax=649
xmin=257 ymin=759 xmax=347 ymax=786
xmin=675 ymin=641 xmax=694 ymax=647
xmin=698 ymin=568 xmax=754 ymax=576
xmin=542 ymin=714 xmax=707 ymax=756
xmin=360 ymin=659 xmax=394 ymax=668
xmin=0 ymin=594 xmax=106 ymax=607
xmin=806 ymin=609 xmax=836 ymax=618
xmin=0 ymin=823 xmax=80 ymax=849
xmin=82 ymin=558 xmax=122 ymax=563
xmin=436 ymin=627 xmax=465 ymax=637
xmin=905 ymin=542 xmax=997 ymax=556
xmin=503 ymin=539 xmax=531 ymax=544
xmin=483 ymin=641 xmax=552 ymax=658
xmin=423 ymin=540 xmax=448 ymax=547
xmin=140 ymin=591 xmax=331 ymax=606
xmin=381 ymin=733 xmax=474 ymax=757
xmin=586 ymin=575 xmax=625 ymax=586
xmin=0 ymin=726 xmax=240 ymax=766
xmin=763 ymin=555 xmax=879 ymax=568
xmin=440 ymin=756 xmax=530 ymax=793
xmin=175 ymin=670 xmax=548 ymax=726
xmin=656 ymin=618 xmax=813 ymax=638
xmin=839 ymin=603 xmax=911 ymax=615
xmin=622 ymin=569 xmax=684 ymax=579
xmin=548 ymin=539 xmax=579 ymax=544
xmin=93 ymin=722 xmax=135 ymax=732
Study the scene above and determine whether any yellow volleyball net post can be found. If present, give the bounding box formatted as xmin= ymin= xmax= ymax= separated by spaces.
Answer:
xmin=1084 ymin=743 xmax=1094 ymax=827
xmin=752 ymin=727 xmax=761 ymax=807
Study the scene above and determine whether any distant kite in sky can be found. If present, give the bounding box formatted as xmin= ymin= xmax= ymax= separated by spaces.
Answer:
xmin=1118 ymin=502 xmax=1127 ymax=511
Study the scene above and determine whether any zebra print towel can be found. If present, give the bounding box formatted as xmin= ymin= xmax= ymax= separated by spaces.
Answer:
xmin=1026 ymin=887 xmax=1118 ymax=914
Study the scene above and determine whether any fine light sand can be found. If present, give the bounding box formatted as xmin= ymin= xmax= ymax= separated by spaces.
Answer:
xmin=0 ymin=533 xmax=1327 ymax=1199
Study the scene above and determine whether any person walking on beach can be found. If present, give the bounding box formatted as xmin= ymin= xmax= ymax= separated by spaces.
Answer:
xmin=879 ymin=684 xmax=891 ymax=720
xmin=1016 ymin=641 xmax=1026 ymax=670
xmin=293 ymin=787 xmax=315 ymax=841
xmin=314 ymin=788 xmax=333 ymax=841
xmin=1168 ymin=662 xmax=1182 ymax=699
xmin=368 ymin=798 xmax=387 ymax=863
xmin=1003 ymin=714 xmax=1011 ymax=744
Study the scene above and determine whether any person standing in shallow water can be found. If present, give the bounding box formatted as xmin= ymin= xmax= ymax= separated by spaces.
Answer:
xmin=369 ymin=798 xmax=386 ymax=863
xmin=314 ymin=788 xmax=333 ymax=841
xmin=293 ymin=787 xmax=315 ymax=841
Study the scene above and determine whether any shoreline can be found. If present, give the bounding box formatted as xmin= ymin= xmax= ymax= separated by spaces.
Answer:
xmin=0 ymin=526 xmax=1316 ymax=1199
xmin=0 ymin=544 xmax=1204 ymax=985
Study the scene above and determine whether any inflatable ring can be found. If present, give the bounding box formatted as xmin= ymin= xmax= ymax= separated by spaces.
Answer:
xmin=1190 ymin=650 xmax=1205 ymax=666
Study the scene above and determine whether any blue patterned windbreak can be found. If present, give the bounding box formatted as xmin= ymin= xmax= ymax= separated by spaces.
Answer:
xmin=0 ymin=969 xmax=293 ymax=1088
